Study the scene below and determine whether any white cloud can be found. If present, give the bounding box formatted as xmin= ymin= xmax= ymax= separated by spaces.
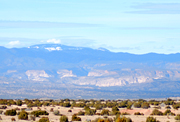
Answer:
xmin=128 ymin=3 xmax=180 ymax=14
xmin=47 ymin=39 xmax=61 ymax=44
xmin=8 ymin=40 xmax=20 ymax=46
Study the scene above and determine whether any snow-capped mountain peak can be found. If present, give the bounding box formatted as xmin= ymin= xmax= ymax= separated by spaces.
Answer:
xmin=45 ymin=47 xmax=62 ymax=51
xmin=29 ymin=44 xmax=86 ymax=52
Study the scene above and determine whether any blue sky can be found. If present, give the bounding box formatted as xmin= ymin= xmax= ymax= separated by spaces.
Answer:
xmin=0 ymin=0 xmax=180 ymax=54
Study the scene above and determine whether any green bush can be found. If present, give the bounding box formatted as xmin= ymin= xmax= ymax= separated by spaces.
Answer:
xmin=165 ymin=106 xmax=171 ymax=109
xmin=115 ymin=116 xmax=132 ymax=122
xmin=96 ymin=117 xmax=113 ymax=122
xmin=141 ymin=102 xmax=150 ymax=109
xmin=62 ymin=102 xmax=71 ymax=107
xmin=146 ymin=116 xmax=159 ymax=122
xmin=43 ymin=102 xmax=50 ymax=106
xmin=100 ymin=109 xmax=109 ymax=115
xmin=27 ymin=101 xmax=43 ymax=107
xmin=111 ymin=111 xmax=120 ymax=115
xmin=138 ymin=99 xmax=146 ymax=102
xmin=150 ymin=109 xmax=163 ymax=115
xmin=118 ymin=101 xmax=128 ymax=108
xmin=31 ymin=110 xmax=49 ymax=117
xmin=77 ymin=111 xmax=85 ymax=115
xmin=153 ymin=102 xmax=160 ymax=106
xmin=126 ymin=117 xmax=132 ymax=122
xmin=134 ymin=112 xmax=144 ymax=115
xmin=16 ymin=100 xmax=22 ymax=106
xmin=84 ymin=106 xmax=90 ymax=110
xmin=0 ymin=99 xmax=8 ymax=105
xmin=72 ymin=114 xmax=81 ymax=121
xmin=95 ymin=104 xmax=103 ymax=110
xmin=127 ymin=105 xmax=131 ymax=109
xmin=30 ymin=115 xmax=36 ymax=121
xmin=153 ymin=106 xmax=161 ymax=109
xmin=39 ymin=117 xmax=49 ymax=122
xmin=86 ymin=109 xmax=96 ymax=115
xmin=112 ymin=106 xmax=119 ymax=112
xmin=4 ymin=109 xmax=16 ymax=116
xmin=60 ymin=115 xmax=68 ymax=122
xmin=163 ymin=109 xmax=175 ymax=116
xmin=164 ymin=99 xmax=174 ymax=105
xmin=175 ymin=114 xmax=180 ymax=120
xmin=0 ymin=110 xmax=3 ymax=114
xmin=0 ymin=106 xmax=7 ymax=109
xmin=172 ymin=103 xmax=180 ymax=109
xmin=133 ymin=102 xmax=141 ymax=108
xmin=18 ymin=110 xmax=28 ymax=120
xmin=74 ymin=103 xmax=86 ymax=108
xmin=106 ymin=102 xmax=116 ymax=108
xmin=121 ymin=112 xmax=130 ymax=115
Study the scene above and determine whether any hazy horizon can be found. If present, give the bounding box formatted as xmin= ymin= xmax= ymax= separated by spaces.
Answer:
xmin=1 ymin=43 xmax=180 ymax=55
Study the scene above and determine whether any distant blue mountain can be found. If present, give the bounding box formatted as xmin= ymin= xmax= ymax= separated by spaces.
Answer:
xmin=1 ymin=44 xmax=180 ymax=99
xmin=0 ymin=44 xmax=180 ymax=71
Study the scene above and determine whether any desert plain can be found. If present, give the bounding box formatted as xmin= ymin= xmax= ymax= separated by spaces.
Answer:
xmin=0 ymin=99 xmax=180 ymax=122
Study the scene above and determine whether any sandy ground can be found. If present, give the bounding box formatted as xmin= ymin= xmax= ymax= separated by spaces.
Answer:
xmin=0 ymin=105 xmax=179 ymax=122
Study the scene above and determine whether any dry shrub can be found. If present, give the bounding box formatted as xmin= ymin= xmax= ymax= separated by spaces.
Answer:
xmin=68 ymin=109 xmax=72 ymax=112
xmin=11 ymin=117 xmax=16 ymax=121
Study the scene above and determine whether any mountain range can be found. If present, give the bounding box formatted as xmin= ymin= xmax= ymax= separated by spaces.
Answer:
xmin=1 ymin=44 xmax=180 ymax=99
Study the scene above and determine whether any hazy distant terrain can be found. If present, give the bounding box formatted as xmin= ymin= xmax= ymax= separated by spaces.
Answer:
xmin=1 ymin=44 xmax=180 ymax=99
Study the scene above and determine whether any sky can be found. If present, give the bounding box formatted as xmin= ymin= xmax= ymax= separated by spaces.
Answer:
xmin=0 ymin=0 xmax=180 ymax=54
